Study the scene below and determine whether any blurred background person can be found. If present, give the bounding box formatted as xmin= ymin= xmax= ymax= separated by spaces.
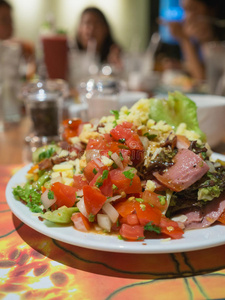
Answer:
xmin=0 ymin=0 xmax=35 ymax=79
xmin=74 ymin=6 xmax=122 ymax=70
xmin=167 ymin=0 xmax=225 ymax=81
xmin=0 ymin=0 xmax=12 ymax=40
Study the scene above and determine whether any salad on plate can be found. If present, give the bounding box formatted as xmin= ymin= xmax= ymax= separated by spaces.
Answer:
xmin=12 ymin=91 xmax=225 ymax=242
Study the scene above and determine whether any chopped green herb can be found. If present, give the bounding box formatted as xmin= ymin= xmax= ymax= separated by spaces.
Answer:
xmin=112 ymin=162 xmax=118 ymax=169
xmin=113 ymin=184 xmax=118 ymax=190
xmin=93 ymin=168 xmax=98 ymax=175
xmin=118 ymin=144 xmax=129 ymax=150
xmin=118 ymin=235 xmax=124 ymax=240
xmin=136 ymin=198 xmax=144 ymax=203
xmin=201 ymin=152 xmax=207 ymax=160
xmin=95 ymin=170 xmax=109 ymax=188
xmin=119 ymin=152 xmax=124 ymax=161
xmin=123 ymin=168 xmax=136 ymax=185
xmin=140 ymin=204 xmax=146 ymax=211
xmin=108 ymin=151 xmax=113 ymax=157
xmin=144 ymin=221 xmax=161 ymax=234
xmin=113 ymin=120 xmax=117 ymax=128
xmin=110 ymin=110 xmax=119 ymax=120
xmin=158 ymin=195 xmax=166 ymax=205
xmin=88 ymin=213 xmax=95 ymax=222
xmin=144 ymin=132 xmax=157 ymax=140
xmin=102 ymin=170 xmax=109 ymax=180
xmin=119 ymin=138 xmax=126 ymax=143
xmin=38 ymin=147 xmax=56 ymax=161
xmin=48 ymin=190 xmax=54 ymax=200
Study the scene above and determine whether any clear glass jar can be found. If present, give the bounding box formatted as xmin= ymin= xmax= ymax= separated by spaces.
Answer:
xmin=22 ymin=79 xmax=68 ymax=147
xmin=83 ymin=77 xmax=121 ymax=120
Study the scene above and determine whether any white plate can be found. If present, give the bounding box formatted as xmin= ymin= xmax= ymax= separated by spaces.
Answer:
xmin=5 ymin=153 xmax=225 ymax=253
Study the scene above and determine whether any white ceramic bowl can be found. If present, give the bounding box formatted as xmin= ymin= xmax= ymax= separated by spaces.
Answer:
xmin=187 ymin=94 xmax=225 ymax=148
xmin=68 ymin=91 xmax=148 ymax=122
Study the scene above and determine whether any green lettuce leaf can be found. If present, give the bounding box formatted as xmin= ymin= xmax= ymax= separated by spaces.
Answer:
xmin=149 ymin=91 xmax=206 ymax=141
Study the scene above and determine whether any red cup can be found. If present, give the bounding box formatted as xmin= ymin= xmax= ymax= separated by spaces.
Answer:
xmin=42 ymin=35 xmax=68 ymax=80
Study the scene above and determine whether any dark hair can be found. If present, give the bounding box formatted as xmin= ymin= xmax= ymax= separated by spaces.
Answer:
xmin=0 ymin=0 xmax=11 ymax=9
xmin=76 ymin=7 xmax=117 ymax=63
xmin=195 ymin=0 xmax=225 ymax=40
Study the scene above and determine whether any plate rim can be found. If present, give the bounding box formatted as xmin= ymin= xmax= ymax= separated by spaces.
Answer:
xmin=5 ymin=153 xmax=225 ymax=254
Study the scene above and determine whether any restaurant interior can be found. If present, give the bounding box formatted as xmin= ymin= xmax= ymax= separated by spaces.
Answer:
xmin=1 ymin=0 xmax=225 ymax=299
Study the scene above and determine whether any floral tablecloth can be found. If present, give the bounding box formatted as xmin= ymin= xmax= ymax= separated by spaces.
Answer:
xmin=1 ymin=165 xmax=225 ymax=300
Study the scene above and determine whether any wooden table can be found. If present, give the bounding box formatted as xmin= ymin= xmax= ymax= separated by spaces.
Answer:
xmin=0 ymin=117 xmax=32 ymax=165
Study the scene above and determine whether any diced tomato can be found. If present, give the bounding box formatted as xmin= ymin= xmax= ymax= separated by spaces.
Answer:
xmin=110 ymin=169 xmax=142 ymax=195
xmin=135 ymin=202 xmax=162 ymax=226
xmin=62 ymin=118 xmax=82 ymax=142
xmin=50 ymin=182 xmax=77 ymax=208
xmin=119 ymin=224 xmax=144 ymax=241
xmin=126 ymin=133 xmax=144 ymax=151
xmin=103 ymin=133 xmax=115 ymax=143
xmin=71 ymin=212 xmax=91 ymax=232
xmin=86 ymin=136 xmax=108 ymax=151
xmin=73 ymin=175 xmax=89 ymax=189
xmin=142 ymin=190 xmax=168 ymax=212
xmin=63 ymin=118 xmax=82 ymax=130
xmin=110 ymin=123 xmax=133 ymax=141
xmin=126 ymin=214 xmax=140 ymax=225
xmin=114 ymin=200 xmax=136 ymax=218
xmin=83 ymin=159 xmax=103 ymax=182
xmin=83 ymin=185 xmax=107 ymax=216
xmin=89 ymin=167 xmax=113 ymax=197
xmin=218 ymin=211 xmax=225 ymax=224
xmin=159 ymin=215 xmax=184 ymax=239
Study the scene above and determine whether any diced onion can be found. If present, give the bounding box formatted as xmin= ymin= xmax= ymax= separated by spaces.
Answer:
xmin=76 ymin=197 xmax=88 ymax=218
xmin=111 ymin=152 xmax=124 ymax=169
xmin=105 ymin=195 xmax=122 ymax=203
xmin=76 ymin=189 xmax=84 ymax=197
xmin=206 ymin=160 xmax=216 ymax=173
xmin=102 ymin=203 xmax=119 ymax=223
xmin=71 ymin=213 xmax=88 ymax=232
xmin=86 ymin=150 xmax=101 ymax=162
xmin=139 ymin=136 xmax=149 ymax=150
xmin=97 ymin=214 xmax=112 ymax=232
xmin=93 ymin=158 xmax=104 ymax=168
xmin=41 ymin=189 xmax=56 ymax=210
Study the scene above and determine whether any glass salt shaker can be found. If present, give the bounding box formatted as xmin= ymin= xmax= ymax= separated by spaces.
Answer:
xmin=22 ymin=79 xmax=67 ymax=147
xmin=84 ymin=77 xmax=121 ymax=121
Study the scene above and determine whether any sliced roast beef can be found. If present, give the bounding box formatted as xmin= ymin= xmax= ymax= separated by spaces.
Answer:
xmin=181 ymin=192 xmax=225 ymax=230
xmin=153 ymin=149 xmax=209 ymax=192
